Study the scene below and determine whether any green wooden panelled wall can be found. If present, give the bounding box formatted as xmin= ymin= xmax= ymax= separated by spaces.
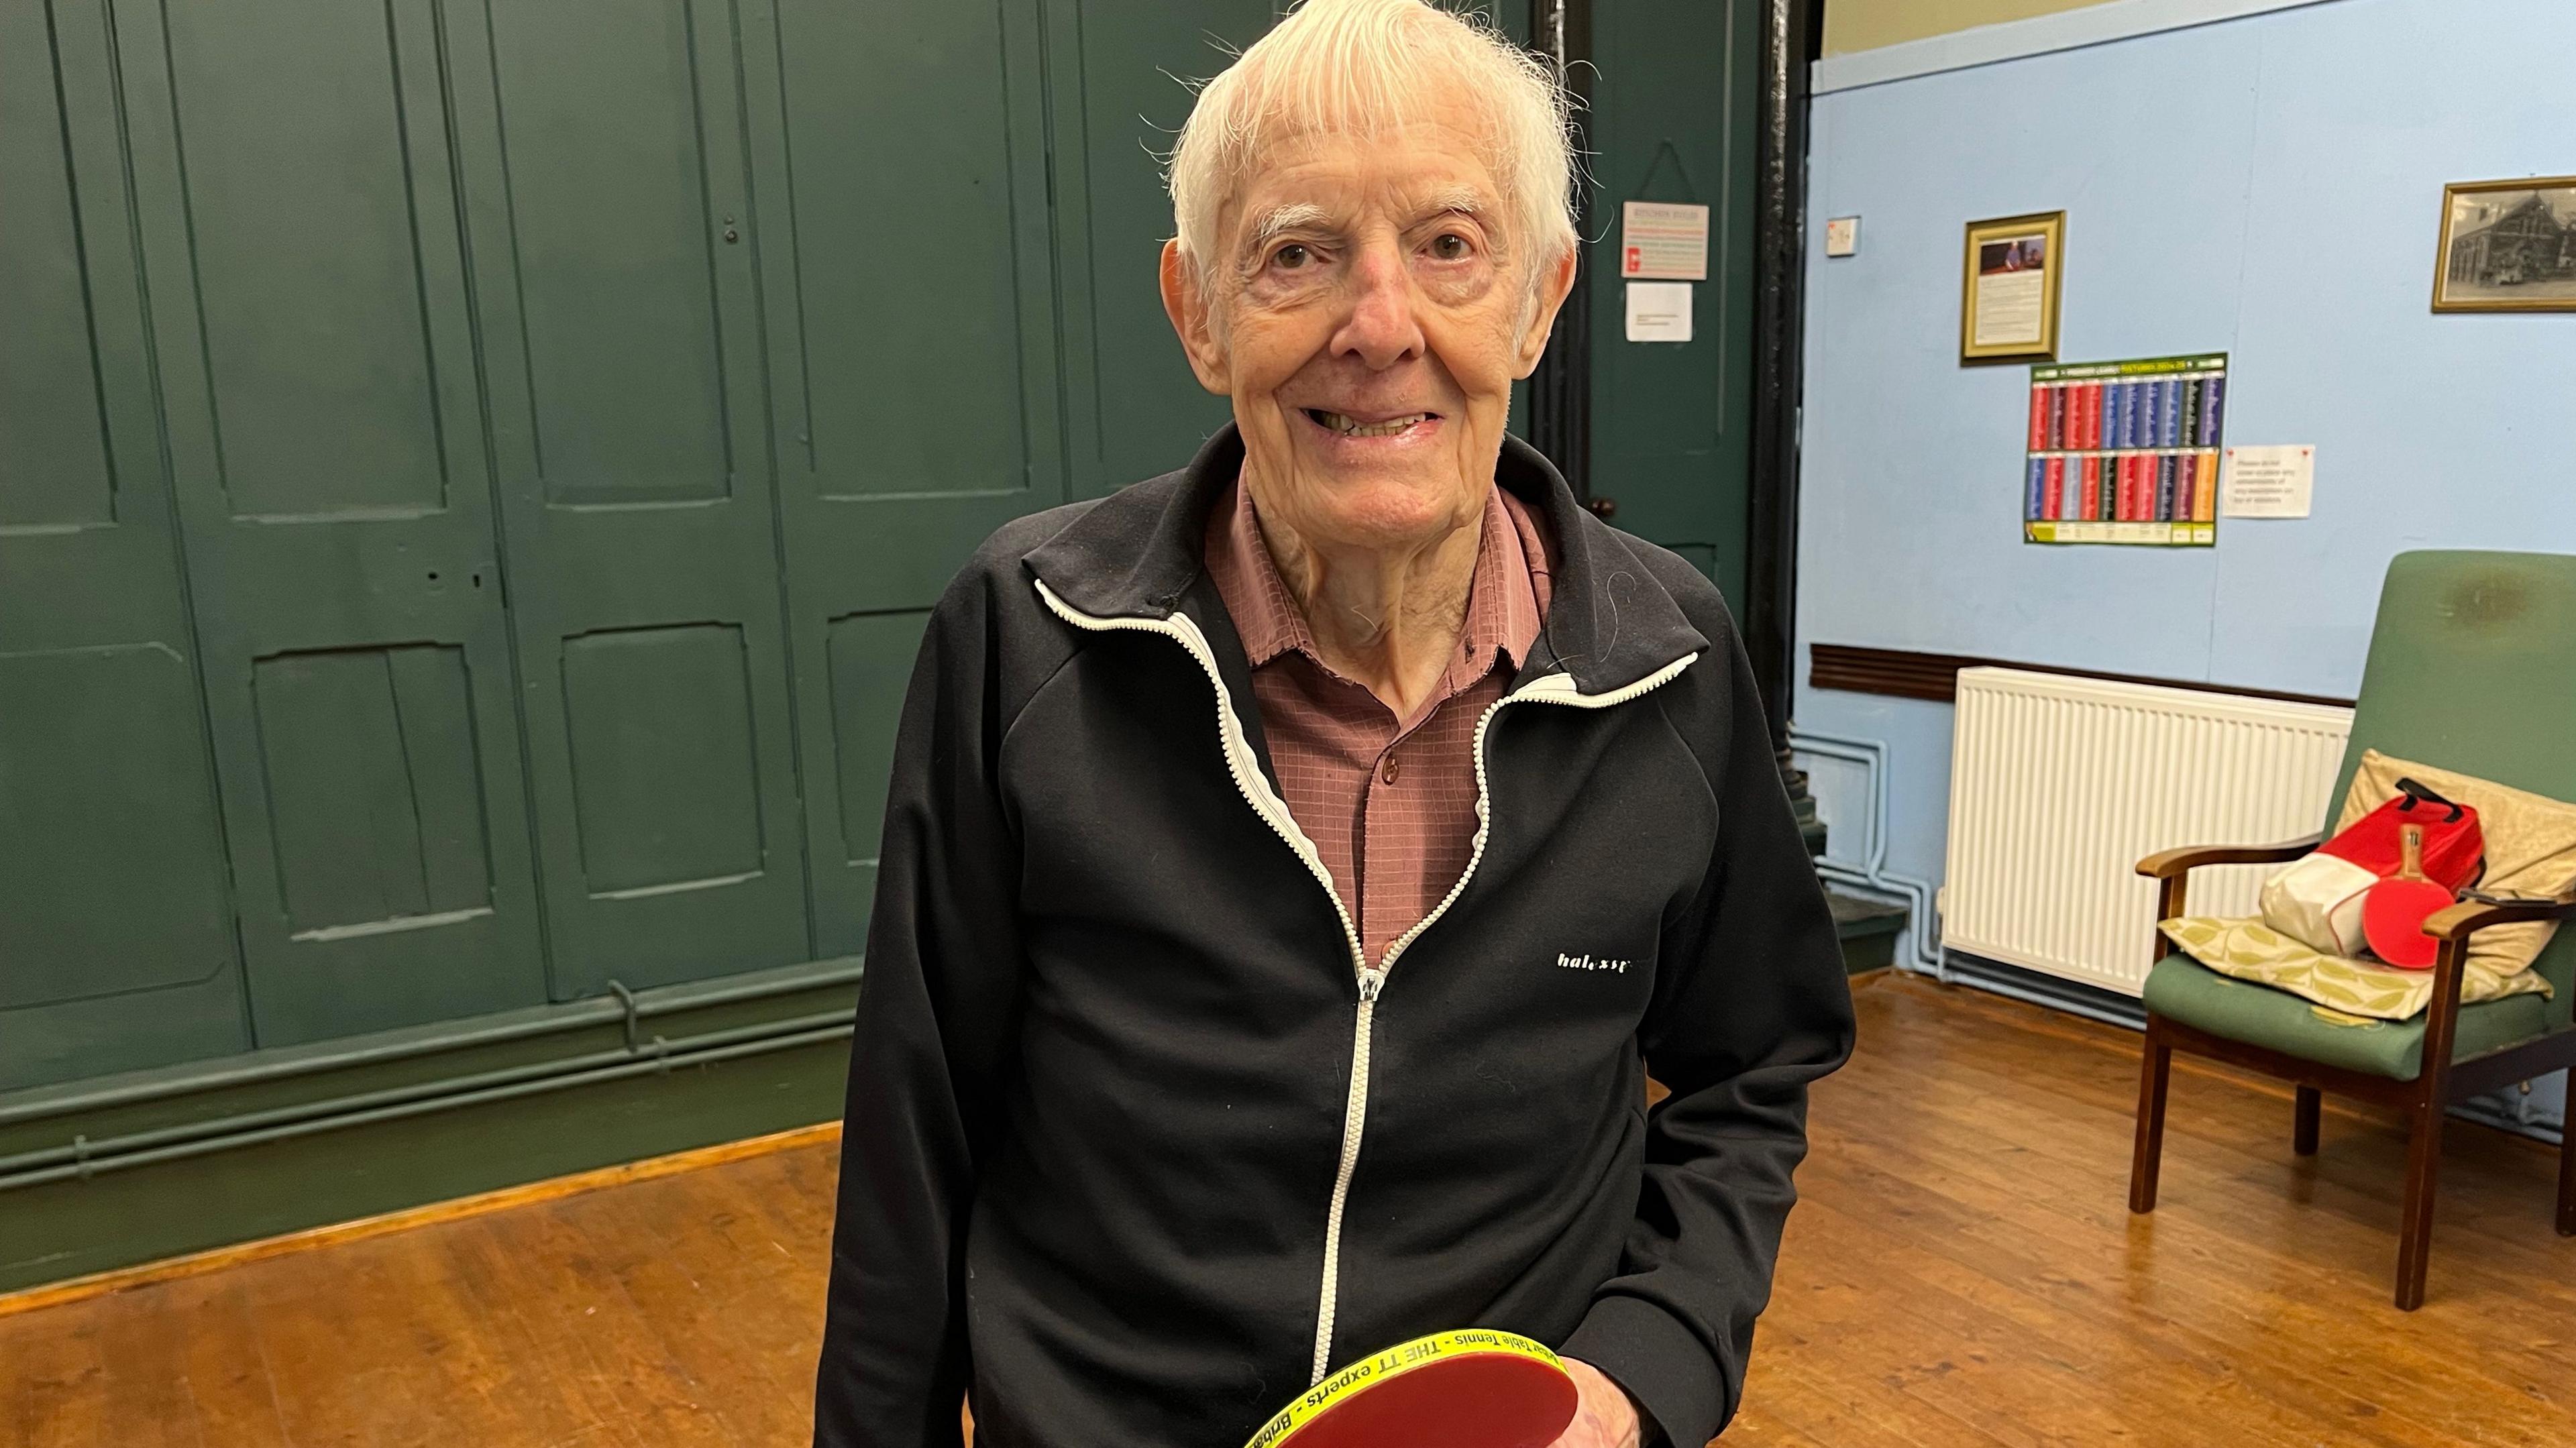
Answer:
xmin=1 ymin=0 xmax=1754 ymax=1097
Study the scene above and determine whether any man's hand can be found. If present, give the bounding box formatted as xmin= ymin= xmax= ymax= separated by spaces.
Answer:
xmin=1548 ymin=1359 xmax=1643 ymax=1448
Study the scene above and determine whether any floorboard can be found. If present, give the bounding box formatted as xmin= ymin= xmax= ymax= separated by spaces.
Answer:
xmin=5 ymin=972 xmax=2570 ymax=1445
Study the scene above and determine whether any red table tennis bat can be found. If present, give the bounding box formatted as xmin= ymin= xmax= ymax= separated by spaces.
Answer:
xmin=1243 ymin=1329 xmax=1578 ymax=1448
xmin=2363 ymin=822 xmax=2455 ymax=970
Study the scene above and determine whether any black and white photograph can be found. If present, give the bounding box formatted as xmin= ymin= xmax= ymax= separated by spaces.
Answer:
xmin=2436 ymin=176 xmax=2576 ymax=311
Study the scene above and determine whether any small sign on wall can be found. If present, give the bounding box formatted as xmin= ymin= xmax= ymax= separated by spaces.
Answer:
xmin=1623 ymin=282 xmax=1693 ymax=343
xmin=2222 ymin=446 xmax=2315 ymax=518
xmin=1620 ymin=201 xmax=1709 ymax=280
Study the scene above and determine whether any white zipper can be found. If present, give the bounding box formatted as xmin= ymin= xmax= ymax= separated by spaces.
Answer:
xmin=1032 ymin=579 xmax=1368 ymax=970
xmin=1033 ymin=575 xmax=1697 ymax=1385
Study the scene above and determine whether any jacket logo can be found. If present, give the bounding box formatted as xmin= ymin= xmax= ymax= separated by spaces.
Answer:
xmin=1556 ymin=952 xmax=1629 ymax=974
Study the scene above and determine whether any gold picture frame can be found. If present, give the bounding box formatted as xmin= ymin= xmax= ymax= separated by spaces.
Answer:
xmin=2433 ymin=176 xmax=2576 ymax=313
xmin=1960 ymin=211 xmax=2065 ymax=363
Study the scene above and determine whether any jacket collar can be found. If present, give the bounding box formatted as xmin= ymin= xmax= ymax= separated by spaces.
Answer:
xmin=1023 ymin=423 xmax=1708 ymax=696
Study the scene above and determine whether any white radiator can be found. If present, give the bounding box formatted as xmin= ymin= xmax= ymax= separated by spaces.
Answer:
xmin=1941 ymin=667 xmax=2354 ymax=996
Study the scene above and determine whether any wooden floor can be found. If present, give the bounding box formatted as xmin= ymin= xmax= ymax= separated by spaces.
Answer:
xmin=9 ymin=971 xmax=2575 ymax=1446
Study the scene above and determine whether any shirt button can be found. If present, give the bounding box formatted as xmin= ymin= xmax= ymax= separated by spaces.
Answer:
xmin=1381 ymin=756 xmax=1401 ymax=785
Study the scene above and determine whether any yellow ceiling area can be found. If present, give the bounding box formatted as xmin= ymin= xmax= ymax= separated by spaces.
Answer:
xmin=1822 ymin=0 xmax=2125 ymax=56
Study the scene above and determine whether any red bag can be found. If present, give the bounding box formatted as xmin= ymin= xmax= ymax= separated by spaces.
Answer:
xmin=2320 ymin=778 xmax=2483 ymax=888
xmin=2259 ymin=779 xmax=2483 ymax=956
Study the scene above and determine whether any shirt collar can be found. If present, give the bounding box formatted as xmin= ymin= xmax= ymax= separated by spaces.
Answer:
xmin=1023 ymin=423 xmax=1707 ymax=698
xmin=1203 ymin=474 xmax=1549 ymax=676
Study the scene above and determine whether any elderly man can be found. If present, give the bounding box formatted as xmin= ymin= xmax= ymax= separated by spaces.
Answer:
xmin=812 ymin=3 xmax=1852 ymax=1445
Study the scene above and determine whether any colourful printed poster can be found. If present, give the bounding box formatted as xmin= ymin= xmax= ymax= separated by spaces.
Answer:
xmin=2021 ymin=353 xmax=2226 ymax=546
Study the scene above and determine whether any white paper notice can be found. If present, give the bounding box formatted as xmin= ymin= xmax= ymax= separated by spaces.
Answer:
xmin=2222 ymin=445 xmax=2315 ymax=518
xmin=1625 ymin=282 xmax=1693 ymax=343
xmin=1621 ymin=202 xmax=1709 ymax=280
xmin=1972 ymin=268 xmax=2046 ymax=348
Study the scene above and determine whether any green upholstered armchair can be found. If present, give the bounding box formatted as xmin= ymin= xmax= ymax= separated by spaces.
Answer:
xmin=2126 ymin=551 xmax=2576 ymax=1310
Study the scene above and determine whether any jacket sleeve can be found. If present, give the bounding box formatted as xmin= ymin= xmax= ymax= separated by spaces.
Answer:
xmin=1559 ymin=628 xmax=1857 ymax=1448
xmin=813 ymin=569 xmax=1030 ymax=1447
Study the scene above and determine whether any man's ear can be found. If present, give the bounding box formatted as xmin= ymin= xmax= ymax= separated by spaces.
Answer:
xmin=1160 ymin=240 xmax=1231 ymax=395
xmin=1511 ymin=244 xmax=1581 ymax=378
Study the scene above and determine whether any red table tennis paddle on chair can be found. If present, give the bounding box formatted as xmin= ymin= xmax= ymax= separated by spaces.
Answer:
xmin=2363 ymin=823 xmax=2456 ymax=970
xmin=1243 ymin=1329 xmax=1579 ymax=1448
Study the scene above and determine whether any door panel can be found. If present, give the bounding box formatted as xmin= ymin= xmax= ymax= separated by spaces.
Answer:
xmin=558 ymin=625 xmax=766 ymax=896
xmin=0 ymin=647 xmax=231 ymax=1010
xmin=0 ymin=0 xmax=246 ymax=1089
xmin=763 ymin=0 xmax=1038 ymax=507
xmin=738 ymin=0 xmax=1062 ymax=953
xmin=166 ymin=0 xmax=449 ymax=520
xmin=0 ymin=27 xmax=115 ymax=538
xmin=445 ymin=0 xmax=812 ymax=996
xmin=1046 ymin=1 xmax=1275 ymax=499
xmin=250 ymin=645 xmax=498 ymax=938
xmin=109 ymin=0 xmax=549 ymax=1046
xmin=487 ymin=5 xmax=733 ymax=506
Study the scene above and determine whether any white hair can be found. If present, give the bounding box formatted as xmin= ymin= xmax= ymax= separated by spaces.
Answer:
xmin=1167 ymin=0 xmax=1579 ymax=287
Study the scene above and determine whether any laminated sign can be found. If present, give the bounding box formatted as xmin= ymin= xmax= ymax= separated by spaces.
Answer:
xmin=2021 ymin=353 xmax=2229 ymax=547
xmin=1619 ymin=201 xmax=1708 ymax=281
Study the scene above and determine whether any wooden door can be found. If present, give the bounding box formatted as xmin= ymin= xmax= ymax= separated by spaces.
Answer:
xmin=0 ymin=0 xmax=248 ymax=1087
xmin=440 ymin=0 xmax=813 ymax=999
xmin=104 ymin=0 xmax=549 ymax=1048
xmin=1583 ymin=0 xmax=1761 ymax=606
xmin=733 ymin=0 xmax=1067 ymax=955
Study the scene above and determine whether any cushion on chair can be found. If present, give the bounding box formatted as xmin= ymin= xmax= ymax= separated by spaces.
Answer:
xmin=2143 ymin=952 xmax=2555 ymax=1080
xmin=2159 ymin=915 xmax=2549 ymax=1021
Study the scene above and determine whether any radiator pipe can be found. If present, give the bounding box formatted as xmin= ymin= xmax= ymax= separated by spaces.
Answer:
xmin=1788 ymin=727 xmax=1947 ymax=978
xmin=0 ymin=958 xmax=864 ymax=1129
xmin=0 ymin=1015 xmax=854 ymax=1194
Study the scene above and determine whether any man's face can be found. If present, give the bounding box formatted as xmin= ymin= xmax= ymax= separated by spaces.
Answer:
xmin=1162 ymin=107 xmax=1574 ymax=554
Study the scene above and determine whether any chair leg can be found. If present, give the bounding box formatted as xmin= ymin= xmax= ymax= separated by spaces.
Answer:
xmin=2394 ymin=1099 xmax=2445 ymax=1311
xmin=2294 ymin=1084 xmax=2321 ymax=1156
xmin=2129 ymin=1021 xmax=2174 ymax=1215
xmin=2558 ymin=1089 xmax=2576 ymax=1238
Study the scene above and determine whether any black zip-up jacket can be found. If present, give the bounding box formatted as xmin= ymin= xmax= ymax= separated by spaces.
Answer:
xmin=814 ymin=427 xmax=1854 ymax=1448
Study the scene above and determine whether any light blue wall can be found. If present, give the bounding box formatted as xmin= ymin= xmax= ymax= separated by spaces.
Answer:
xmin=1794 ymin=0 xmax=2576 ymax=1079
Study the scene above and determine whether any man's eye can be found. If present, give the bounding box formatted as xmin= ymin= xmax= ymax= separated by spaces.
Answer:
xmin=1274 ymin=244 xmax=1311 ymax=270
xmin=1430 ymin=233 xmax=1472 ymax=260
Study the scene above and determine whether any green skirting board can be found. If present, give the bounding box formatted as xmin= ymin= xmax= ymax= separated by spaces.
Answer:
xmin=0 ymin=962 xmax=856 ymax=1295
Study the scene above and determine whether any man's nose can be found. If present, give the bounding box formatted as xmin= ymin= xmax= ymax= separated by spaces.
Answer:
xmin=1329 ymin=242 xmax=1426 ymax=370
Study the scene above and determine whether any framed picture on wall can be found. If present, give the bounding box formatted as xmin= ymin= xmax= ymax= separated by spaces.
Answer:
xmin=1960 ymin=211 xmax=2065 ymax=362
xmin=2433 ymin=176 xmax=2576 ymax=313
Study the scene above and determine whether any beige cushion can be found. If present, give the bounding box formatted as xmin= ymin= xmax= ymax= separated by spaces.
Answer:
xmin=2340 ymin=750 xmax=2576 ymax=977
xmin=2160 ymin=915 xmax=2549 ymax=1021
xmin=2166 ymin=751 xmax=2576 ymax=1021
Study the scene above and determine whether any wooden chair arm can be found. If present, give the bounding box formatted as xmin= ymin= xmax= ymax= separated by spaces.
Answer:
xmin=2139 ymin=836 xmax=2324 ymax=958
xmin=2136 ymin=836 xmax=2323 ymax=880
xmin=2423 ymin=892 xmax=2576 ymax=942
xmin=2417 ymin=891 xmax=2576 ymax=1091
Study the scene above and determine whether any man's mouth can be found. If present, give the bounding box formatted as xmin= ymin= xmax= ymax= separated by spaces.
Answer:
xmin=1301 ymin=408 xmax=1437 ymax=438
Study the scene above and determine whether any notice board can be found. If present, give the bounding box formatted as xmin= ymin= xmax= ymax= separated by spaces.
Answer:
xmin=2023 ymin=353 xmax=2229 ymax=546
